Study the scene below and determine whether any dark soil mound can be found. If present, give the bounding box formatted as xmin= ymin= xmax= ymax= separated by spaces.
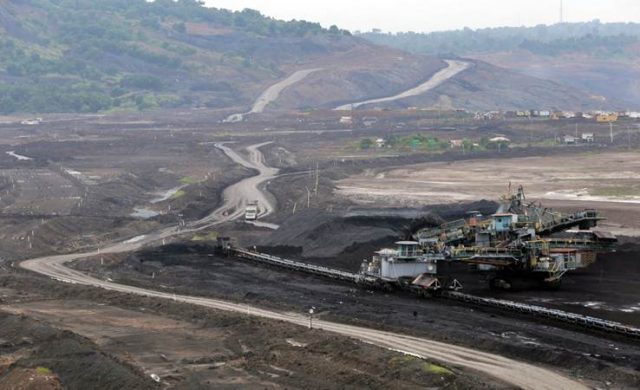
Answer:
xmin=0 ymin=312 xmax=156 ymax=390
xmin=259 ymin=201 xmax=498 ymax=259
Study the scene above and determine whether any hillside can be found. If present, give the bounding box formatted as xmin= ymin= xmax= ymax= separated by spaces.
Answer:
xmin=391 ymin=60 xmax=609 ymax=112
xmin=0 ymin=0 xmax=447 ymax=114
xmin=0 ymin=1 xmax=623 ymax=114
xmin=360 ymin=21 xmax=640 ymax=56
xmin=360 ymin=21 xmax=640 ymax=108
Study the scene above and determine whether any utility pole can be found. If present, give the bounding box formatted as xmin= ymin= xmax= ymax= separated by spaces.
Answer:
xmin=610 ymin=122 xmax=614 ymax=144
xmin=314 ymin=162 xmax=319 ymax=195
xmin=305 ymin=186 xmax=311 ymax=208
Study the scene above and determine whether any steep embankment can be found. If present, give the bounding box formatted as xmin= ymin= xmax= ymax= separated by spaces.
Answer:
xmin=470 ymin=50 xmax=640 ymax=108
xmin=360 ymin=23 xmax=640 ymax=109
xmin=400 ymin=59 xmax=614 ymax=111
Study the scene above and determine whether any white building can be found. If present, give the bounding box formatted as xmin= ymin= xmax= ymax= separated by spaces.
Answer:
xmin=581 ymin=133 xmax=595 ymax=143
xmin=20 ymin=118 xmax=42 ymax=125
xmin=339 ymin=116 xmax=353 ymax=125
xmin=450 ymin=139 xmax=464 ymax=148
xmin=489 ymin=136 xmax=511 ymax=143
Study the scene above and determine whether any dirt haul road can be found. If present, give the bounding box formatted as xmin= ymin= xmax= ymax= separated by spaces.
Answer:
xmin=19 ymin=144 xmax=587 ymax=390
xmin=335 ymin=59 xmax=470 ymax=110
xmin=195 ymin=142 xmax=279 ymax=229
xmin=225 ymin=68 xmax=322 ymax=122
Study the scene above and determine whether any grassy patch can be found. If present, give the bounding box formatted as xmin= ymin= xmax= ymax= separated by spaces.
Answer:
xmin=390 ymin=355 xmax=454 ymax=377
xmin=424 ymin=363 xmax=453 ymax=376
xmin=180 ymin=176 xmax=201 ymax=185
xmin=590 ymin=185 xmax=640 ymax=198
xmin=171 ymin=189 xmax=187 ymax=199
xmin=192 ymin=232 xmax=218 ymax=241
xmin=36 ymin=366 xmax=52 ymax=375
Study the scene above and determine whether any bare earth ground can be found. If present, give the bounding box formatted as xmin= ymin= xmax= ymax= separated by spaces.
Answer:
xmin=0 ymin=274 xmax=505 ymax=390
xmin=1 ymin=112 xmax=639 ymax=388
xmin=0 ymin=116 xmax=255 ymax=260
xmin=336 ymin=151 xmax=640 ymax=235
xmin=335 ymin=59 xmax=470 ymax=110
xmin=66 ymin=243 xmax=640 ymax=389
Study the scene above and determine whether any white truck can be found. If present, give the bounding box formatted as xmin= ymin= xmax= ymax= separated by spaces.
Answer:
xmin=245 ymin=202 xmax=259 ymax=221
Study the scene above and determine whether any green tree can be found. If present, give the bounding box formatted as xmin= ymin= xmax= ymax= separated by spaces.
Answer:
xmin=173 ymin=22 xmax=186 ymax=33
xmin=120 ymin=74 xmax=164 ymax=91
xmin=360 ymin=138 xmax=373 ymax=150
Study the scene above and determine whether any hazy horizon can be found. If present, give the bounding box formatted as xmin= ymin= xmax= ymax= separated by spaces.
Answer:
xmin=205 ymin=0 xmax=640 ymax=33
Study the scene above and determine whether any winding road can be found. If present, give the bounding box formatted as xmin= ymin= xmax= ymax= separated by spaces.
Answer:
xmin=19 ymin=142 xmax=588 ymax=390
xmin=335 ymin=59 xmax=469 ymax=110
xmin=196 ymin=142 xmax=279 ymax=229
xmin=225 ymin=68 xmax=322 ymax=123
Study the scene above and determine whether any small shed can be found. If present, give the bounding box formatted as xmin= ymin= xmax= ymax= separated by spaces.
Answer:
xmin=492 ymin=213 xmax=518 ymax=232
xmin=339 ymin=116 xmax=353 ymax=125
xmin=489 ymin=136 xmax=511 ymax=143
xmin=450 ymin=139 xmax=464 ymax=148
xmin=581 ymin=133 xmax=594 ymax=143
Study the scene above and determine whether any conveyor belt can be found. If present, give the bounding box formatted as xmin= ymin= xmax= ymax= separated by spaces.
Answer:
xmin=538 ymin=209 xmax=602 ymax=235
xmin=443 ymin=291 xmax=640 ymax=339
xmin=232 ymin=248 xmax=378 ymax=284
xmin=229 ymin=246 xmax=640 ymax=339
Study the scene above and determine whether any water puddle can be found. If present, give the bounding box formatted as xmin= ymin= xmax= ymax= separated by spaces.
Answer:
xmin=151 ymin=185 xmax=187 ymax=204
xmin=620 ymin=305 xmax=640 ymax=313
xmin=496 ymin=331 xmax=541 ymax=346
xmin=130 ymin=207 xmax=159 ymax=219
xmin=6 ymin=151 xmax=33 ymax=161
xmin=562 ymin=300 xmax=639 ymax=313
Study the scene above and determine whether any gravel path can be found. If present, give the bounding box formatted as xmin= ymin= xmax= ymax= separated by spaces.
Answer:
xmin=335 ymin=59 xmax=469 ymax=110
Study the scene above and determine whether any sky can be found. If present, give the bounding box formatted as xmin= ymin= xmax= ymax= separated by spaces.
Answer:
xmin=204 ymin=0 xmax=640 ymax=33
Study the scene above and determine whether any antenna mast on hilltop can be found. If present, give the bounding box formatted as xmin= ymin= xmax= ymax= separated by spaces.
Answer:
xmin=560 ymin=0 xmax=564 ymax=23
